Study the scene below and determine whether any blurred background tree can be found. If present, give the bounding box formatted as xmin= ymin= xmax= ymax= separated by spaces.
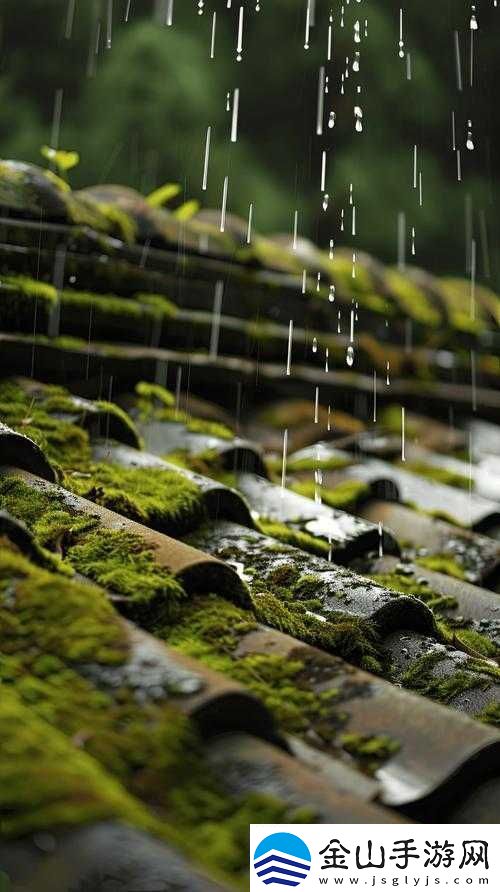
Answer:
xmin=0 ymin=0 xmax=497 ymax=282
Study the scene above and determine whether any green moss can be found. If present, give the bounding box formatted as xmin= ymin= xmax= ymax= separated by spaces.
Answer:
xmin=0 ymin=685 xmax=158 ymax=838
xmin=68 ymin=529 xmax=185 ymax=626
xmin=476 ymin=702 xmax=500 ymax=727
xmin=416 ymin=555 xmax=466 ymax=580
xmin=385 ymin=268 xmax=441 ymax=327
xmin=399 ymin=651 xmax=488 ymax=703
xmin=164 ymin=594 xmax=342 ymax=739
xmin=0 ymin=379 xmax=91 ymax=471
xmin=68 ymin=462 xmax=205 ymax=535
xmin=60 ymin=287 xmax=177 ymax=326
xmin=252 ymin=592 xmax=383 ymax=674
xmin=135 ymin=381 xmax=176 ymax=415
xmin=285 ymin=455 xmax=352 ymax=473
xmin=291 ymin=479 xmax=370 ymax=511
xmin=257 ymin=519 xmax=330 ymax=557
xmin=0 ymin=545 xmax=128 ymax=665
xmin=370 ymin=572 xmax=458 ymax=613
xmin=0 ymin=476 xmax=186 ymax=626
xmin=399 ymin=461 xmax=470 ymax=490
xmin=439 ymin=625 xmax=498 ymax=659
xmin=186 ymin=416 xmax=234 ymax=439
xmin=340 ymin=733 xmax=400 ymax=774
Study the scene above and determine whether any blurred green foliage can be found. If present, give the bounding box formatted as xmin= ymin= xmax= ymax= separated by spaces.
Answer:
xmin=0 ymin=0 xmax=498 ymax=280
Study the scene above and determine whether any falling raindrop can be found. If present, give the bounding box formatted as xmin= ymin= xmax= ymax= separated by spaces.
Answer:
xmin=312 ymin=337 xmax=318 ymax=353
xmin=286 ymin=319 xmax=293 ymax=375
xmin=346 ymin=345 xmax=354 ymax=366
xmin=364 ymin=18 xmax=368 ymax=37
xmin=255 ymin=0 xmax=261 ymax=9
xmin=226 ymin=92 xmax=231 ymax=112
xmin=325 ymin=75 xmax=330 ymax=94
xmin=411 ymin=226 xmax=416 ymax=255
xmin=328 ymin=110 xmax=336 ymax=129
xmin=386 ymin=361 xmax=391 ymax=385
xmin=327 ymin=405 xmax=331 ymax=431
xmin=378 ymin=521 xmax=384 ymax=558
xmin=316 ymin=271 xmax=321 ymax=291
xmin=337 ymin=310 xmax=341 ymax=333
xmin=328 ymin=283 xmax=335 ymax=302
xmin=314 ymin=386 xmax=320 ymax=424
xmin=210 ymin=11 xmax=217 ymax=58
xmin=322 ymin=192 xmax=329 ymax=211
xmin=281 ymin=429 xmax=288 ymax=489
xmin=236 ymin=5 xmax=244 ymax=61
xmin=329 ymin=239 xmax=334 ymax=259
xmin=354 ymin=19 xmax=361 ymax=42
xmin=398 ymin=7 xmax=404 ymax=58
xmin=352 ymin=251 xmax=357 ymax=278
xmin=353 ymin=51 xmax=360 ymax=72
xmin=466 ymin=119 xmax=474 ymax=150
xmin=354 ymin=104 xmax=363 ymax=132
xmin=470 ymin=5 xmax=478 ymax=29
xmin=340 ymin=208 xmax=345 ymax=231
xmin=340 ymin=5 xmax=345 ymax=27
xmin=198 ymin=0 xmax=204 ymax=15
xmin=325 ymin=348 xmax=329 ymax=372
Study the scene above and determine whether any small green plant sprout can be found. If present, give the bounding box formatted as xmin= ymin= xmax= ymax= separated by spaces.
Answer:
xmin=146 ymin=182 xmax=182 ymax=207
xmin=40 ymin=145 xmax=80 ymax=178
xmin=175 ymin=200 xmax=200 ymax=221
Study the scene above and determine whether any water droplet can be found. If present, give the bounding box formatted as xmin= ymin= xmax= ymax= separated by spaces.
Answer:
xmin=346 ymin=345 xmax=354 ymax=366
xmin=226 ymin=92 xmax=231 ymax=111
xmin=354 ymin=19 xmax=361 ymax=42
xmin=328 ymin=283 xmax=335 ymax=302
xmin=312 ymin=337 xmax=318 ymax=353
xmin=198 ymin=0 xmax=204 ymax=14
xmin=353 ymin=52 xmax=360 ymax=72
xmin=354 ymin=105 xmax=363 ymax=132
xmin=466 ymin=119 xmax=474 ymax=150
xmin=328 ymin=110 xmax=336 ymax=129
xmin=322 ymin=192 xmax=329 ymax=211
xmin=470 ymin=5 xmax=478 ymax=29
xmin=316 ymin=271 xmax=321 ymax=291
xmin=329 ymin=238 xmax=334 ymax=259
xmin=386 ymin=361 xmax=391 ymax=385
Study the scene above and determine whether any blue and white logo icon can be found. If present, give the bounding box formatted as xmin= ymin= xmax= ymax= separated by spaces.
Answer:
xmin=253 ymin=832 xmax=311 ymax=887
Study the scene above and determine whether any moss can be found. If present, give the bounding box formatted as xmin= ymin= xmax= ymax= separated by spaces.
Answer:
xmin=0 ymin=476 xmax=186 ymax=626
xmin=380 ymin=404 xmax=419 ymax=437
xmin=385 ymin=268 xmax=441 ymax=327
xmin=476 ymin=702 xmax=500 ymax=727
xmin=439 ymin=278 xmax=486 ymax=334
xmin=257 ymin=519 xmax=331 ymax=557
xmin=0 ymin=379 xmax=91 ymax=471
xmin=0 ymin=273 xmax=57 ymax=325
xmin=399 ymin=651 xmax=488 ymax=703
xmin=0 ymin=545 xmax=314 ymax=881
xmin=133 ymin=381 xmax=234 ymax=439
xmin=439 ymin=625 xmax=498 ymax=659
xmin=163 ymin=594 xmax=342 ymax=739
xmin=399 ymin=461 xmax=470 ymax=490
xmin=67 ymin=529 xmax=185 ymax=626
xmin=0 ymin=545 xmax=128 ymax=665
xmin=135 ymin=380 xmax=175 ymax=418
xmin=370 ymin=572 xmax=458 ymax=613
xmin=416 ymin=555 xmax=466 ymax=580
xmin=252 ymin=592 xmax=383 ymax=674
xmin=291 ymin=479 xmax=370 ymax=511
xmin=0 ymin=686 xmax=158 ymax=839
xmin=186 ymin=416 xmax=234 ymax=440
xmin=68 ymin=462 xmax=205 ymax=535
xmin=340 ymin=733 xmax=400 ymax=775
